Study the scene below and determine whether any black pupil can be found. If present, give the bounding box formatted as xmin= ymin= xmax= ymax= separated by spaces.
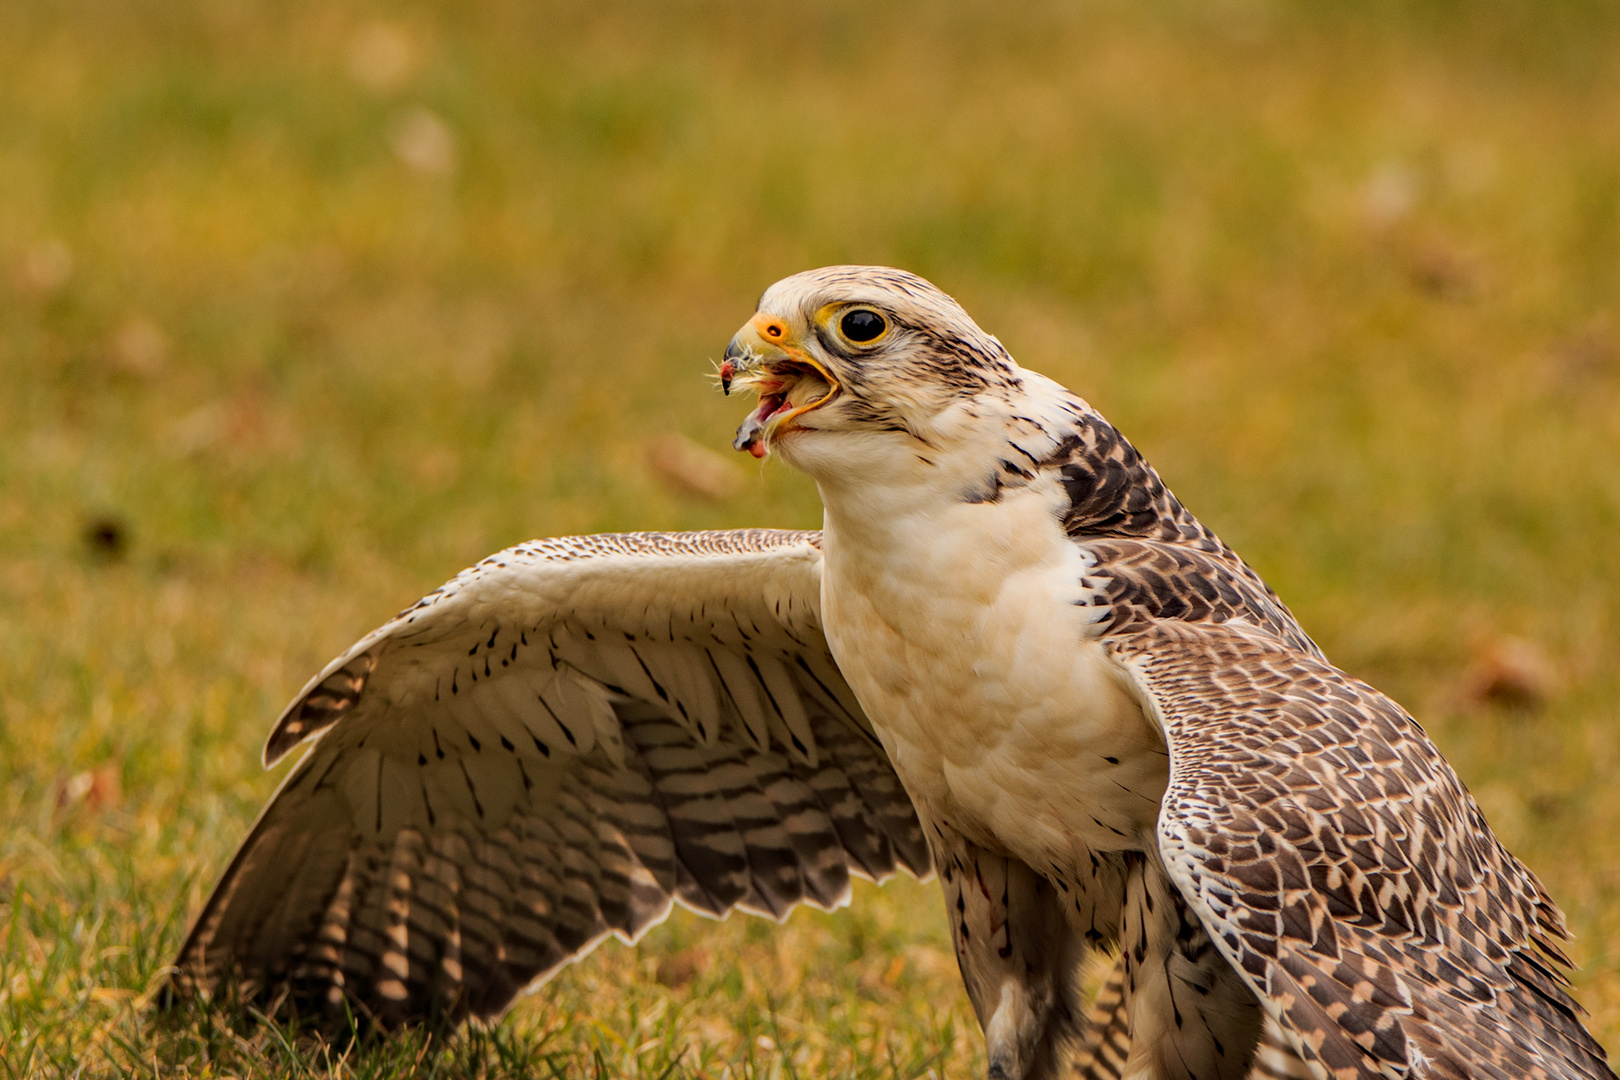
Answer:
xmin=841 ymin=310 xmax=885 ymax=342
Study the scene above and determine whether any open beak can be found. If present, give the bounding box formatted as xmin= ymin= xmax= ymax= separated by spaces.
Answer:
xmin=721 ymin=314 xmax=840 ymax=458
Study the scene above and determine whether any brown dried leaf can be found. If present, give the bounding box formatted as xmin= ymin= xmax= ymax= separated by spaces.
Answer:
xmin=53 ymin=766 xmax=123 ymax=817
xmin=645 ymin=433 xmax=743 ymax=501
xmin=1463 ymin=636 xmax=1559 ymax=708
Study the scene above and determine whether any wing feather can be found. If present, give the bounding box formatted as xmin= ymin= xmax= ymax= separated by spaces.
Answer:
xmin=167 ymin=530 xmax=927 ymax=1027
xmin=708 ymin=645 xmax=774 ymax=751
xmin=1112 ymin=618 xmax=1613 ymax=1080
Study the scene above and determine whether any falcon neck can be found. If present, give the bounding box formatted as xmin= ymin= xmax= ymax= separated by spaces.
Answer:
xmin=809 ymin=375 xmax=1087 ymax=584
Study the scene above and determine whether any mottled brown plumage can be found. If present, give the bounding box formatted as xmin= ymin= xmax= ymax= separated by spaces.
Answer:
xmin=1121 ymin=617 xmax=1607 ymax=1079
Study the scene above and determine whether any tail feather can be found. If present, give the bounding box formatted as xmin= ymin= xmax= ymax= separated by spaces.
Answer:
xmin=1070 ymin=955 xmax=1315 ymax=1080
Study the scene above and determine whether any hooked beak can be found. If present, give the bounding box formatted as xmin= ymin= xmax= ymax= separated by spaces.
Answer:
xmin=721 ymin=314 xmax=840 ymax=458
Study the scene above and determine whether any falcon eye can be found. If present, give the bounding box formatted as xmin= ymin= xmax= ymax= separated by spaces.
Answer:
xmin=839 ymin=309 xmax=887 ymax=344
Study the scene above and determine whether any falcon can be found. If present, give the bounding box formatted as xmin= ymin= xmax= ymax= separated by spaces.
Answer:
xmin=168 ymin=266 xmax=1614 ymax=1080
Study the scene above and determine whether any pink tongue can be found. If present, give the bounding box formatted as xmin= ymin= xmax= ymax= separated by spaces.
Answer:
xmin=732 ymin=393 xmax=785 ymax=457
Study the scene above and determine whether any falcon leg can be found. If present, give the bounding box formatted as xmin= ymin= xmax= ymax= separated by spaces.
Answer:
xmin=1118 ymin=854 xmax=1263 ymax=1080
xmin=933 ymin=826 xmax=1087 ymax=1080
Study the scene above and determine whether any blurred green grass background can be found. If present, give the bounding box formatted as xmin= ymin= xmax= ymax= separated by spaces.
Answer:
xmin=2 ymin=0 xmax=1619 ymax=1075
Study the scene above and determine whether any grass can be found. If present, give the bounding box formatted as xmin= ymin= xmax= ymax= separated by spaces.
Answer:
xmin=2 ymin=0 xmax=1619 ymax=1074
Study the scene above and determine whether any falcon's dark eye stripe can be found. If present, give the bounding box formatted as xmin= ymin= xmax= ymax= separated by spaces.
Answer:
xmin=840 ymin=309 xmax=886 ymax=343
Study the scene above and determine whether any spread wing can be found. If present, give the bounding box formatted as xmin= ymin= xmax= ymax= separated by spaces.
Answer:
xmin=167 ymin=529 xmax=930 ymax=1027
xmin=1111 ymin=618 xmax=1613 ymax=1080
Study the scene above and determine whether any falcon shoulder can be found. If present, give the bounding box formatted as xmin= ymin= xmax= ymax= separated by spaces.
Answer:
xmin=167 ymin=529 xmax=930 ymax=1026
xmin=1111 ymin=616 xmax=1612 ymax=1080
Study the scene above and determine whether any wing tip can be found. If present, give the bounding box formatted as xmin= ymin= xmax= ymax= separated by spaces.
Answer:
xmin=263 ymin=645 xmax=385 ymax=767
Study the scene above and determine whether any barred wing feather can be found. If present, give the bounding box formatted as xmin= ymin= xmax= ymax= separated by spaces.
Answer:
xmin=169 ymin=529 xmax=930 ymax=1026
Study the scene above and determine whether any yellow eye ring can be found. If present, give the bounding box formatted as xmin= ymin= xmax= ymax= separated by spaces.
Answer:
xmin=837 ymin=308 xmax=887 ymax=345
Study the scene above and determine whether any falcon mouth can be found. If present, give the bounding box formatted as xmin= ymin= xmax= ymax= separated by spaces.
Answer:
xmin=721 ymin=350 xmax=840 ymax=459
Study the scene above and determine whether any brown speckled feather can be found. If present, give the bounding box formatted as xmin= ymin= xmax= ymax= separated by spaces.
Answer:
xmin=1110 ymin=618 xmax=1610 ymax=1080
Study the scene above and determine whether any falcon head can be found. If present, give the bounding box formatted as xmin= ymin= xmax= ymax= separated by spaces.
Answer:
xmin=722 ymin=267 xmax=1021 ymax=475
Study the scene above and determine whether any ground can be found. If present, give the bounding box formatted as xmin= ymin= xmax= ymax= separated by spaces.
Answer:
xmin=2 ymin=1 xmax=1619 ymax=1076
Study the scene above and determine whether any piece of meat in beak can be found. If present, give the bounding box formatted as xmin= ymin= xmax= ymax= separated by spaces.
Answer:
xmin=720 ymin=327 xmax=839 ymax=459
